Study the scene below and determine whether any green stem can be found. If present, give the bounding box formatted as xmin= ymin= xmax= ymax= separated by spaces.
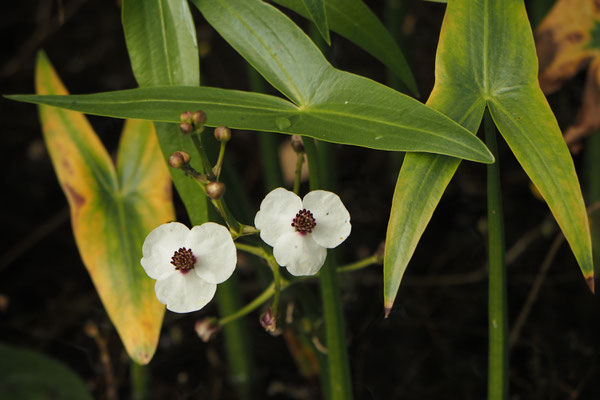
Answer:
xmin=213 ymin=141 xmax=227 ymax=180
xmin=130 ymin=362 xmax=149 ymax=400
xmin=485 ymin=111 xmax=508 ymax=400
xmin=190 ymin=131 xmax=215 ymax=180
xmin=293 ymin=151 xmax=304 ymax=195
xmin=219 ymin=281 xmax=276 ymax=327
xmin=248 ymin=66 xmax=284 ymax=191
xmin=304 ymin=138 xmax=353 ymax=400
xmin=584 ymin=131 xmax=600 ymax=276
xmin=337 ymin=254 xmax=380 ymax=273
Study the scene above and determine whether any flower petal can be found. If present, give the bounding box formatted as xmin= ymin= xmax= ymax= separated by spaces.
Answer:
xmin=302 ymin=190 xmax=351 ymax=248
xmin=255 ymin=187 xmax=302 ymax=247
xmin=141 ymin=222 xmax=190 ymax=280
xmin=187 ymin=222 xmax=237 ymax=284
xmin=155 ymin=272 xmax=217 ymax=313
xmin=273 ymin=232 xmax=327 ymax=276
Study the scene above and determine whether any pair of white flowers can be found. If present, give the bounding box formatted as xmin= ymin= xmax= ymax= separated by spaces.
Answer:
xmin=141 ymin=188 xmax=351 ymax=313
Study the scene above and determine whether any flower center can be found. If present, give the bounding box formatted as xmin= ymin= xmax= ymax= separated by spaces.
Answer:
xmin=171 ymin=247 xmax=196 ymax=273
xmin=291 ymin=209 xmax=316 ymax=234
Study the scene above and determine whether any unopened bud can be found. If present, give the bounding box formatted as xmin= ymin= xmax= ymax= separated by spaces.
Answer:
xmin=291 ymin=135 xmax=304 ymax=153
xmin=180 ymin=122 xmax=193 ymax=135
xmin=195 ymin=317 xmax=220 ymax=342
xmin=214 ymin=126 xmax=232 ymax=142
xmin=168 ymin=151 xmax=191 ymax=168
xmin=180 ymin=111 xmax=193 ymax=124
xmin=260 ymin=307 xmax=279 ymax=334
xmin=192 ymin=110 xmax=207 ymax=126
xmin=206 ymin=181 xmax=225 ymax=200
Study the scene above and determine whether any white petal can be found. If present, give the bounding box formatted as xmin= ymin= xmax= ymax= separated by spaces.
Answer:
xmin=141 ymin=222 xmax=190 ymax=280
xmin=302 ymin=190 xmax=351 ymax=249
xmin=254 ymin=187 xmax=302 ymax=247
xmin=273 ymin=232 xmax=327 ymax=276
xmin=155 ymin=272 xmax=217 ymax=313
xmin=186 ymin=222 xmax=237 ymax=284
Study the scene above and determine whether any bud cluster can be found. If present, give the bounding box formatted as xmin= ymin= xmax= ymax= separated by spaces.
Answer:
xmin=180 ymin=110 xmax=207 ymax=135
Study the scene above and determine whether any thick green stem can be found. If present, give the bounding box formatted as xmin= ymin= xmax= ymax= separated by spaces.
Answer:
xmin=293 ymin=151 xmax=304 ymax=195
xmin=485 ymin=111 xmax=508 ymax=400
xmin=585 ymin=131 xmax=600 ymax=276
xmin=304 ymin=138 xmax=353 ymax=400
xmin=130 ymin=362 xmax=149 ymax=400
xmin=248 ymin=66 xmax=284 ymax=191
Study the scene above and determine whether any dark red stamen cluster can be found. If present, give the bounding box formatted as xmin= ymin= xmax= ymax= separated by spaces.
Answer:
xmin=171 ymin=247 xmax=196 ymax=273
xmin=291 ymin=209 xmax=317 ymax=234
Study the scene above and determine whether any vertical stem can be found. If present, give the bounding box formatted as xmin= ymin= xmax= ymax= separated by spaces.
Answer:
xmin=130 ymin=362 xmax=149 ymax=400
xmin=216 ymin=279 xmax=255 ymax=400
xmin=248 ymin=66 xmax=284 ymax=191
xmin=484 ymin=111 xmax=508 ymax=400
xmin=304 ymin=139 xmax=353 ymax=400
xmin=584 ymin=131 xmax=600 ymax=276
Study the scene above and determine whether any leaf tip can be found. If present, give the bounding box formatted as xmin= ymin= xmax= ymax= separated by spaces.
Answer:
xmin=586 ymin=273 xmax=595 ymax=294
xmin=384 ymin=307 xmax=392 ymax=318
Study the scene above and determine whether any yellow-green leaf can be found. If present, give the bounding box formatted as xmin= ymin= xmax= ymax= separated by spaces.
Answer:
xmin=384 ymin=0 xmax=594 ymax=312
xmin=35 ymin=51 xmax=173 ymax=364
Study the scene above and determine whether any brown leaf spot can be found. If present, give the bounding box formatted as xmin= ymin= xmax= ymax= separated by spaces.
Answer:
xmin=586 ymin=275 xmax=595 ymax=294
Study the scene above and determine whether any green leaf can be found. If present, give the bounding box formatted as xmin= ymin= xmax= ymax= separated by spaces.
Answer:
xmin=0 ymin=342 xmax=93 ymax=400
xmin=122 ymin=0 xmax=199 ymax=87
xmin=35 ymin=51 xmax=172 ymax=364
xmin=302 ymin=0 xmax=330 ymax=45
xmin=122 ymin=0 xmax=209 ymax=224
xmin=273 ymin=0 xmax=419 ymax=96
xmin=384 ymin=0 xmax=594 ymax=311
xmin=9 ymin=84 xmax=493 ymax=163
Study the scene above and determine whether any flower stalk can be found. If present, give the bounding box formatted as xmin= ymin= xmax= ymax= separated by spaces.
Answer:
xmin=304 ymin=137 xmax=353 ymax=400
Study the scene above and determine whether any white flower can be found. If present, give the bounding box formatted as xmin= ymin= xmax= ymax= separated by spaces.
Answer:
xmin=254 ymin=188 xmax=351 ymax=276
xmin=141 ymin=222 xmax=237 ymax=313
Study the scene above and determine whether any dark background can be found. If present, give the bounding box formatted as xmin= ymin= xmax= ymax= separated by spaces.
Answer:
xmin=2 ymin=0 xmax=600 ymax=399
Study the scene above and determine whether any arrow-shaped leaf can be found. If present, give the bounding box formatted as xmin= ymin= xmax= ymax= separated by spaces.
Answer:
xmin=35 ymin=51 xmax=172 ymax=364
xmin=384 ymin=0 xmax=593 ymax=312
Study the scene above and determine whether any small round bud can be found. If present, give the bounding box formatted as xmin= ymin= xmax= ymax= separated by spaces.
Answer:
xmin=214 ymin=126 xmax=232 ymax=142
xmin=291 ymin=135 xmax=305 ymax=153
xmin=168 ymin=151 xmax=191 ymax=168
xmin=192 ymin=110 xmax=207 ymax=126
xmin=206 ymin=182 xmax=226 ymax=200
xmin=195 ymin=317 xmax=220 ymax=342
xmin=179 ymin=122 xmax=193 ymax=135
xmin=180 ymin=111 xmax=193 ymax=124
xmin=260 ymin=307 xmax=279 ymax=334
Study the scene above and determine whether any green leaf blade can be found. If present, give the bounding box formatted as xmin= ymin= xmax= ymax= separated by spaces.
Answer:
xmin=489 ymin=91 xmax=594 ymax=285
xmin=274 ymin=0 xmax=419 ymax=96
xmin=302 ymin=0 xmax=330 ymax=45
xmin=8 ymin=85 xmax=494 ymax=163
xmin=122 ymin=0 xmax=209 ymax=224
xmin=122 ymin=0 xmax=199 ymax=87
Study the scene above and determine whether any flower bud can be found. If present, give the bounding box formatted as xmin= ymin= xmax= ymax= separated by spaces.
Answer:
xmin=168 ymin=151 xmax=191 ymax=168
xmin=180 ymin=122 xmax=193 ymax=135
xmin=291 ymin=135 xmax=304 ymax=153
xmin=192 ymin=110 xmax=207 ymax=126
xmin=214 ymin=126 xmax=232 ymax=142
xmin=260 ymin=307 xmax=279 ymax=334
xmin=180 ymin=111 xmax=193 ymax=124
xmin=195 ymin=317 xmax=220 ymax=342
xmin=206 ymin=182 xmax=225 ymax=200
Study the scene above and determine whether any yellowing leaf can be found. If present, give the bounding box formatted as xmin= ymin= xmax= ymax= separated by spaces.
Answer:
xmin=35 ymin=51 xmax=173 ymax=364
xmin=536 ymin=0 xmax=600 ymax=149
